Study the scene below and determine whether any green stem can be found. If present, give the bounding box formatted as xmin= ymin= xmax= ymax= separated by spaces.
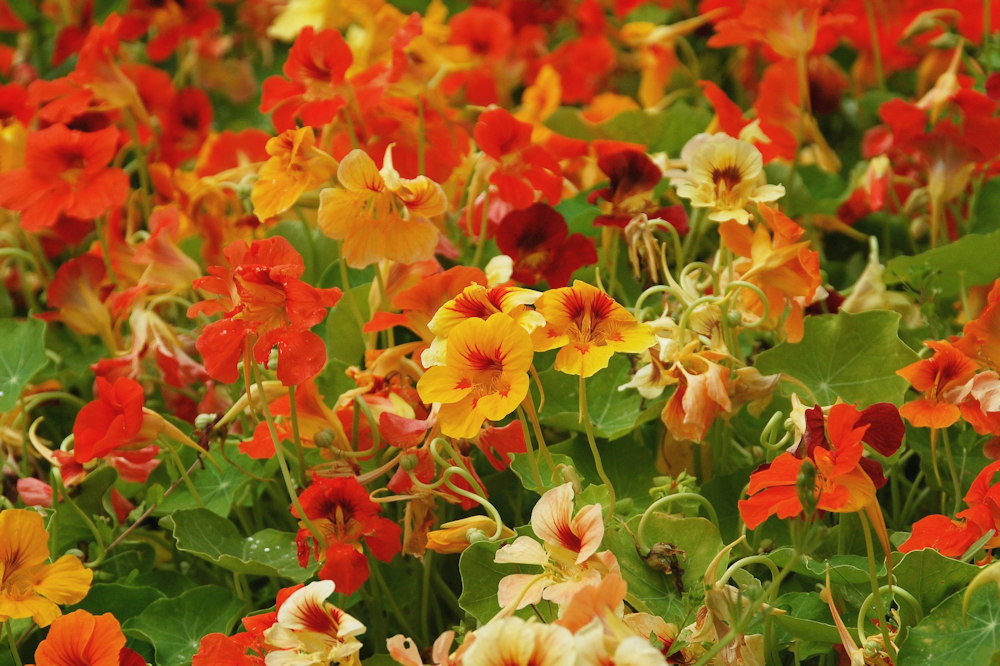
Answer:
xmin=164 ymin=439 xmax=205 ymax=508
xmin=860 ymin=511 xmax=897 ymax=661
xmin=862 ymin=0 xmax=887 ymax=92
xmin=471 ymin=188 xmax=490 ymax=269
xmin=515 ymin=406 xmax=543 ymax=489
xmin=579 ymin=375 xmax=616 ymax=513
xmin=288 ymin=385 xmax=308 ymax=487
xmin=5 ymin=621 xmax=22 ymax=666
xmin=940 ymin=427 xmax=963 ymax=513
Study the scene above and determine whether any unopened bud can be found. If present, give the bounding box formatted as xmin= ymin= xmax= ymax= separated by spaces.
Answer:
xmin=726 ymin=309 xmax=743 ymax=327
xmin=400 ymin=453 xmax=419 ymax=471
xmin=65 ymin=548 xmax=86 ymax=559
xmin=313 ymin=429 xmax=336 ymax=449
xmin=194 ymin=413 xmax=218 ymax=432
xmin=796 ymin=458 xmax=819 ymax=518
xmin=466 ymin=528 xmax=489 ymax=544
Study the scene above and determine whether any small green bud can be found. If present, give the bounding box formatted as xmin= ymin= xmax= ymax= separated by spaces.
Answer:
xmin=194 ymin=413 xmax=218 ymax=431
xmin=796 ymin=458 xmax=819 ymax=518
xmin=400 ymin=453 xmax=419 ymax=471
xmin=313 ymin=429 xmax=336 ymax=449
xmin=466 ymin=528 xmax=488 ymax=544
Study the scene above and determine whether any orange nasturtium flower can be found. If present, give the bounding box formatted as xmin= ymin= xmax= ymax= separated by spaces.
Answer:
xmin=896 ymin=339 xmax=980 ymax=428
xmin=318 ymin=146 xmax=446 ymax=268
xmin=33 ymin=609 xmax=144 ymax=666
xmin=0 ymin=509 xmax=92 ymax=627
xmin=739 ymin=403 xmax=903 ymax=532
xmin=417 ymin=313 xmax=534 ymax=439
xmin=251 ymin=126 xmax=337 ymax=221
xmin=533 ymin=281 xmax=655 ymax=377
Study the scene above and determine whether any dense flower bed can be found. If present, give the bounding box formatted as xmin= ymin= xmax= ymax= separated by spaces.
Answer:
xmin=1 ymin=1 xmax=999 ymax=664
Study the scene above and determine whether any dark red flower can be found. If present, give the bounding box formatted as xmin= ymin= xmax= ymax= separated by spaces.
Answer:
xmin=496 ymin=203 xmax=597 ymax=287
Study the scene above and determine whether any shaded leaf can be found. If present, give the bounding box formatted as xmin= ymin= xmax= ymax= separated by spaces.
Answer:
xmin=884 ymin=230 xmax=1000 ymax=299
xmin=894 ymin=548 xmax=980 ymax=613
xmin=0 ymin=318 xmax=47 ymax=411
xmin=124 ymin=586 xmax=244 ymax=666
xmin=897 ymin=582 xmax=1000 ymax=664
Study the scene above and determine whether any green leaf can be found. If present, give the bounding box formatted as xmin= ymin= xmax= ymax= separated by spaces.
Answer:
xmin=601 ymin=103 xmax=711 ymax=155
xmin=773 ymin=592 xmax=843 ymax=646
xmin=0 ymin=318 xmax=47 ymax=411
xmin=897 ymin=582 xmax=1000 ymax=664
xmin=124 ymin=586 xmax=244 ymax=666
xmin=161 ymin=508 xmax=313 ymax=580
xmin=153 ymin=456 xmax=257 ymax=517
xmin=755 ymin=310 xmax=918 ymax=406
xmin=70 ymin=583 xmax=165 ymax=619
xmin=602 ymin=522 xmax=686 ymax=624
xmin=458 ymin=538 xmax=550 ymax=625
xmin=537 ymin=355 xmax=657 ymax=440
xmin=884 ymin=229 xmax=1000 ymax=299
xmin=894 ymin=548 xmax=980 ymax=613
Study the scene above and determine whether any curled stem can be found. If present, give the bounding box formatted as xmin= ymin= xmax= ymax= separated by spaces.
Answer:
xmin=636 ymin=492 xmax=721 ymax=555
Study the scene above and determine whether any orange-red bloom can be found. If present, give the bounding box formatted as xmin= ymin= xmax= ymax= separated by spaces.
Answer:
xmin=34 ymin=609 xmax=144 ymax=666
xmin=0 ymin=124 xmax=127 ymax=231
xmin=188 ymin=236 xmax=342 ymax=386
xmin=295 ymin=476 xmax=402 ymax=596
xmin=72 ymin=376 xmax=160 ymax=464
xmin=260 ymin=26 xmax=353 ymax=131
xmin=897 ymin=339 xmax=980 ymax=428
xmin=900 ymin=461 xmax=1000 ymax=557
xmin=474 ymin=107 xmax=563 ymax=210
xmin=739 ymin=403 xmax=903 ymax=528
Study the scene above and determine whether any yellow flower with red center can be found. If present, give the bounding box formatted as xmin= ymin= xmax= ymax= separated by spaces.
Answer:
xmin=533 ymin=281 xmax=655 ymax=377
xmin=418 ymin=313 xmax=533 ymax=439
xmin=0 ymin=509 xmax=93 ymax=627
xmin=318 ymin=146 xmax=447 ymax=268
xmin=422 ymin=283 xmax=545 ymax=367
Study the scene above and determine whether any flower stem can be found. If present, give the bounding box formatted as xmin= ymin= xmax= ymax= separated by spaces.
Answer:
xmin=5 ymin=621 xmax=22 ymax=666
xmin=860 ymin=511 xmax=897 ymax=661
xmin=578 ymin=375 xmax=616 ymax=513
xmin=288 ymin=384 xmax=308 ymax=487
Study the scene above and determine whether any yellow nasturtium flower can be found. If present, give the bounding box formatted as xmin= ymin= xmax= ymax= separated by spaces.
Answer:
xmin=533 ymin=281 xmax=655 ymax=378
xmin=0 ymin=509 xmax=93 ymax=627
xmin=418 ymin=313 xmax=533 ymax=439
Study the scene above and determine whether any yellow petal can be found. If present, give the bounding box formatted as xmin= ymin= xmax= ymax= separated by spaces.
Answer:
xmin=418 ymin=366 xmax=473 ymax=405
xmin=338 ymin=149 xmax=383 ymax=192
xmin=0 ymin=509 xmax=50 ymax=571
xmin=33 ymin=554 xmax=93 ymax=606
xmin=317 ymin=187 xmax=369 ymax=240
xmin=554 ymin=343 xmax=615 ymax=378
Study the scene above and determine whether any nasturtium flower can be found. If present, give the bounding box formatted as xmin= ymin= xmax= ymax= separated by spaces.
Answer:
xmin=0 ymin=124 xmax=128 ymax=231
xmin=294 ymin=476 xmax=402 ymax=596
xmin=263 ymin=580 xmax=366 ymax=666
xmin=495 ymin=483 xmax=617 ymax=610
xmin=417 ymin=313 xmax=534 ymax=439
xmin=463 ymin=617 xmax=575 ymax=666
xmin=318 ymin=146 xmax=446 ymax=268
xmin=900 ymin=460 xmax=1000 ymax=558
xmin=425 ymin=515 xmax=517 ymax=555
xmin=495 ymin=203 xmax=598 ymax=288
xmin=739 ymin=403 xmax=903 ymax=529
xmin=533 ymin=281 xmax=655 ymax=378
xmin=188 ymin=236 xmax=342 ymax=386
xmin=896 ymin=339 xmax=980 ymax=428
xmin=251 ymin=126 xmax=337 ymax=222
xmin=33 ymin=609 xmax=144 ymax=666
xmin=665 ymin=133 xmax=784 ymax=224
xmin=0 ymin=509 xmax=92 ymax=627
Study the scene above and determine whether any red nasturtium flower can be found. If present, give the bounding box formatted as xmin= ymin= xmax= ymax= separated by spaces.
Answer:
xmin=294 ymin=476 xmax=403 ymax=596
xmin=187 ymin=236 xmax=342 ymax=386
xmin=495 ymin=203 xmax=597 ymax=288
xmin=588 ymin=149 xmax=686 ymax=231
xmin=72 ymin=376 xmax=162 ymax=466
xmin=474 ymin=107 xmax=563 ymax=210
xmin=739 ymin=403 xmax=903 ymax=529
xmin=900 ymin=460 xmax=1000 ymax=558
xmin=0 ymin=124 xmax=128 ymax=231
xmin=260 ymin=26 xmax=353 ymax=132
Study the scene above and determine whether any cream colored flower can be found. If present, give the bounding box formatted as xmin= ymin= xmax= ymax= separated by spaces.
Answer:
xmin=263 ymin=581 xmax=365 ymax=666
xmin=666 ymin=133 xmax=784 ymax=224
xmin=463 ymin=617 xmax=576 ymax=666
